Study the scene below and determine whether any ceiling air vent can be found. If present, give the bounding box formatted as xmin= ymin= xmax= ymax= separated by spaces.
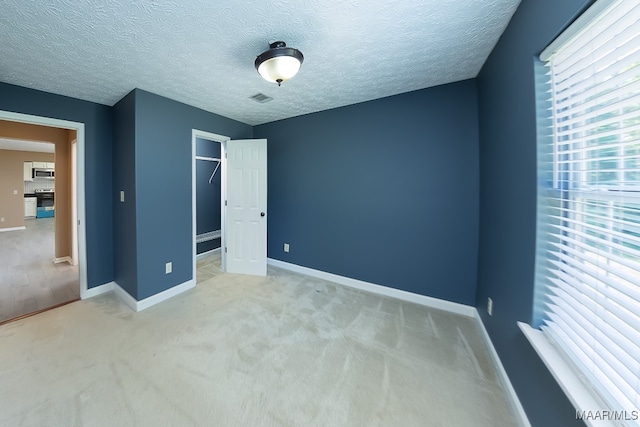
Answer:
xmin=249 ymin=93 xmax=273 ymax=103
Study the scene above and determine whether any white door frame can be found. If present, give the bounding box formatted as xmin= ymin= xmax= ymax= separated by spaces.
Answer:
xmin=71 ymin=139 xmax=78 ymax=266
xmin=0 ymin=109 xmax=88 ymax=297
xmin=192 ymin=129 xmax=229 ymax=281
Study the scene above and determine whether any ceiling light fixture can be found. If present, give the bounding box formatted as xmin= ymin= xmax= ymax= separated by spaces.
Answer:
xmin=255 ymin=41 xmax=304 ymax=86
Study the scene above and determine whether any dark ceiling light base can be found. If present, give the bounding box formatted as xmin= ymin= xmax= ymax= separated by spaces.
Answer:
xmin=255 ymin=41 xmax=304 ymax=86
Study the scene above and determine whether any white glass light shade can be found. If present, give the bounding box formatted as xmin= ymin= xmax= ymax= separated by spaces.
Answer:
xmin=257 ymin=56 xmax=301 ymax=83
xmin=255 ymin=41 xmax=304 ymax=86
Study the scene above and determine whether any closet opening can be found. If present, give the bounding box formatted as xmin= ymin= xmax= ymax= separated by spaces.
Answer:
xmin=192 ymin=130 xmax=228 ymax=284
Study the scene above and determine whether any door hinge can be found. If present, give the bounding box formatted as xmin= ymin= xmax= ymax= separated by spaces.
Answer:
xmin=225 ymin=247 xmax=227 ymax=253
xmin=225 ymin=200 xmax=227 ymax=206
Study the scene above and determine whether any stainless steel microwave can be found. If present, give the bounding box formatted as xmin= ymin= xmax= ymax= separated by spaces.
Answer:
xmin=33 ymin=168 xmax=54 ymax=179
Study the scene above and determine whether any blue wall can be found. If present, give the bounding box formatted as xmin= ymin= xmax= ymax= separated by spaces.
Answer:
xmin=112 ymin=90 xmax=138 ymax=297
xmin=475 ymin=0 xmax=591 ymax=425
xmin=3 ymin=11 xmax=607 ymax=420
xmin=0 ymin=82 xmax=114 ymax=289
xmin=130 ymin=89 xmax=252 ymax=299
xmin=255 ymin=80 xmax=479 ymax=305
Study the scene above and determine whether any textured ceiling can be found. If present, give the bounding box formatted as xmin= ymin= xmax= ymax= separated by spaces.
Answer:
xmin=0 ymin=138 xmax=54 ymax=153
xmin=0 ymin=0 xmax=521 ymax=126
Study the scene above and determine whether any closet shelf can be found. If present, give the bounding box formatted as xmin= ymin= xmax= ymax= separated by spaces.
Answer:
xmin=196 ymin=230 xmax=221 ymax=243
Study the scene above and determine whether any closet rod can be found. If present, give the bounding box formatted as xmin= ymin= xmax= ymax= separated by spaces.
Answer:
xmin=195 ymin=155 xmax=221 ymax=183
xmin=195 ymin=155 xmax=220 ymax=161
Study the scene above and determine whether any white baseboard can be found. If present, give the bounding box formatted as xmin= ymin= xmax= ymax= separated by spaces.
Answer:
xmin=53 ymin=256 xmax=73 ymax=265
xmin=114 ymin=279 xmax=195 ymax=312
xmin=81 ymin=281 xmax=115 ymax=299
xmin=266 ymin=258 xmax=476 ymax=318
xmin=0 ymin=226 xmax=26 ymax=233
xmin=113 ymin=282 xmax=138 ymax=311
xmin=476 ymin=312 xmax=531 ymax=427
xmin=196 ymin=247 xmax=221 ymax=261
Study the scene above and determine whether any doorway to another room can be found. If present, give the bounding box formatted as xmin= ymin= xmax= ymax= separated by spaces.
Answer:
xmin=0 ymin=112 xmax=86 ymax=325
xmin=192 ymin=130 xmax=268 ymax=285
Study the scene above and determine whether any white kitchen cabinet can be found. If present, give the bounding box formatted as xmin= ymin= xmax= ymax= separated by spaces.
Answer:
xmin=32 ymin=161 xmax=54 ymax=169
xmin=24 ymin=197 xmax=37 ymax=218
xmin=23 ymin=161 xmax=33 ymax=181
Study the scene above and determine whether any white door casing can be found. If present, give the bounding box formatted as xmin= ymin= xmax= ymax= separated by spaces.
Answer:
xmin=72 ymin=139 xmax=78 ymax=266
xmin=225 ymin=139 xmax=267 ymax=276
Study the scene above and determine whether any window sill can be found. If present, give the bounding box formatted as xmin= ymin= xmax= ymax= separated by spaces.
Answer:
xmin=517 ymin=322 xmax=619 ymax=427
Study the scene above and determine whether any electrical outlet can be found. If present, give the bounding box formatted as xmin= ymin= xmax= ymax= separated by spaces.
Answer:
xmin=120 ymin=191 xmax=125 ymax=202
xmin=487 ymin=297 xmax=493 ymax=316
xmin=165 ymin=262 xmax=172 ymax=274
xmin=0 ymin=217 xmax=4 ymax=223
xmin=284 ymin=243 xmax=290 ymax=253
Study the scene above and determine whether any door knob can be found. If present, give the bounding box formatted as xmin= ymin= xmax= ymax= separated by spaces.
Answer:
xmin=260 ymin=212 xmax=266 ymax=217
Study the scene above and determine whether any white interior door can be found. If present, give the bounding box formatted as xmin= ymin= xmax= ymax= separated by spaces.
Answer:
xmin=225 ymin=138 xmax=267 ymax=276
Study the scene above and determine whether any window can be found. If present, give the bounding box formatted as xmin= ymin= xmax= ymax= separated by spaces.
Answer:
xmin=533 ymin=0 xmax=640 ymax=424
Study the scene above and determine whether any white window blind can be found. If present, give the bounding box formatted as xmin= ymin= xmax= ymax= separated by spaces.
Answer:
xmin=535 ymin=0 xmax=640 ymax=424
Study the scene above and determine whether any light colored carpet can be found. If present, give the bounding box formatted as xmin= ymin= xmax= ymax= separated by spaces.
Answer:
xmin=0 ymin=256 xmax=518 ymax=426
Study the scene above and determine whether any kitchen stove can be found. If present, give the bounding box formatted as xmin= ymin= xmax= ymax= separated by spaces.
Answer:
xmin=34 ymin=188 xmax=55 ymax=218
